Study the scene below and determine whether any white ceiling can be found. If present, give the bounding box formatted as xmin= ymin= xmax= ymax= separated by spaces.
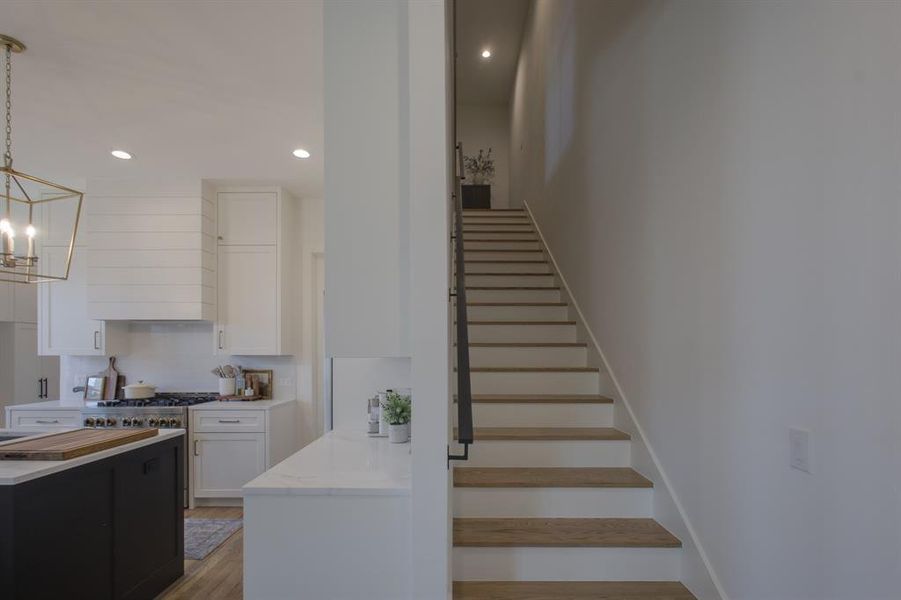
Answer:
xmin=456 ymin=0 xmax=529 ymax=106
xmin=0 ymin=0 xmax=323 ymax=197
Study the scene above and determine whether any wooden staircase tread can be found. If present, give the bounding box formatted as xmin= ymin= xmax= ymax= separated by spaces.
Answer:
xmin=469 ymin=394 xmax=612 ymax=403
xmin=467 ymin=286 xmax=561 ymax=290
xmin=464 ymin=259 xmax=548 ymax=263
xmin=464 ymin=367 xmax=600 ymax=373
xmin=454 ymin=467 xmax=653 ymax=488
xmin=452 ymin=581 xmax=696 ymax=599
xmin=463 ymin=272 xmax=553 ymax=276
xmin=464 ymin=342 xmax=588 ymax=347
xmin=467 ymin=320 xmax=575 ymax=325
xmin=453 ymin=518 xmax=681 ymax=548
xmin=466 ymin=302 xmax=567 ymax=306
xmin=464 ymin=249 xmax=544 ymax=253
xmin=458 ymin=427 xmax=630 ymax=441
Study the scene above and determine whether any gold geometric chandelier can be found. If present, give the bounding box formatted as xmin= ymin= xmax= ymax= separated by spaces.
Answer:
xmin=0 ymin=34 xmax=83 ymax=284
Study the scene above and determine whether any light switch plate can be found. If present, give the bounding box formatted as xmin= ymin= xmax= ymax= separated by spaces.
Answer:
xmin=789 ymin=428 xmax=812 ymax=473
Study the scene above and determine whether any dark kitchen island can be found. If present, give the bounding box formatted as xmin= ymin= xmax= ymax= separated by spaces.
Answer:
xmin=0 ymin=429 xmax=184 ymax=600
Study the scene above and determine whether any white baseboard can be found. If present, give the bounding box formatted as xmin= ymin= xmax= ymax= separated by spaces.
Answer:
xmin=522 ymin=201 xmax=727 ymax=600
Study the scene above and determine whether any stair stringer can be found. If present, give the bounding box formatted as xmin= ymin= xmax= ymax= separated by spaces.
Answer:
xmin=522 ymin=201 xmax=727 ymax=600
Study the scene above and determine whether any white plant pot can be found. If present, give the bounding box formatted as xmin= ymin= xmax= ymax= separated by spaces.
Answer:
xmin=388 ymin=423 xmax=410 ymax=444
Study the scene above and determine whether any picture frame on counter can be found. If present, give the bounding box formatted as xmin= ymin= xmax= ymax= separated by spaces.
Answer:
xmin=84 ymin=376 xmax=107 ymax=401
xmin=243 ymin=369 xmax=274 ymax=399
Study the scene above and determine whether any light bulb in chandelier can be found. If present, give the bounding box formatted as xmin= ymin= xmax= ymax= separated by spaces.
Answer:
xmin=26 ymin=224 xmax=35 ymax=238
xmin=0 ymin=218 xmax=9 ymax=234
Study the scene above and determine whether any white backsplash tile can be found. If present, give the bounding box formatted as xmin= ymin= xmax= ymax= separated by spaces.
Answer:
xmin=60 ymin=321 xmax=297 ymax=401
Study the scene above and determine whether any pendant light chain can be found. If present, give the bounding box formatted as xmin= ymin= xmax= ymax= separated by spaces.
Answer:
xmin=4 ymin=43 xmax=10 ymax=219
xmin=4 ymin=43 xmax=11 ymax=168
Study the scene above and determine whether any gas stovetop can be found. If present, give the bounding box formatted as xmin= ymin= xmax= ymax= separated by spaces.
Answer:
xmin=93 ymin=393 xmax=220 ymax=408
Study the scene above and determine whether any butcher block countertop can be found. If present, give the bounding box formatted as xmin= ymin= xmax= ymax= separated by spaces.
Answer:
xmin=0 ymin=428 xmax=184 ymax=485
xmin=0 ymin=428 xmax=159 ymax=461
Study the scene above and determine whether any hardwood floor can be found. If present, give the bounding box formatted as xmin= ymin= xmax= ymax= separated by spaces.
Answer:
xmin=156 ymin=507 xmax=243 ymax=600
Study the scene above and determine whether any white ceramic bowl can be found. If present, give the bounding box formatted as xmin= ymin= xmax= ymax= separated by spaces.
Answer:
xmin=123 ymin=382 xmax=156 ymax=400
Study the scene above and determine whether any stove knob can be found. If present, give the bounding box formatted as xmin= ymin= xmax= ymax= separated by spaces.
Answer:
xmin=84 ymin=417 xmax=95 ymax=427
xmin=122 ymin=417 xmax=131 ymax=426
xmin=148 ymin=417 xmax=159 ymax=427
xmin=106 ymin=417 xmax=117 ymax=427
xmin=170 ymin=418 xmax=182 ymax=428
xmin=95 ymin=419 xmax=104 ymax=427
xmin=133 ymin=417 xmax=144 ymax=427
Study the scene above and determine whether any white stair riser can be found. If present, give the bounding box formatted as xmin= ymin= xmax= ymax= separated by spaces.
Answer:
xmin=465 ymin=262 xmax=550 ymax=274
xmin=465 ymin=224 xmax=535 ymax=232
xmin=463 ymin=231 xmax=537 ymax=240
xmin=466 ymin=274 xmax=556 ymax=287
xmin=466 ymin=440 xmax=631 ymax=467
xmin=471 ymin=371 xmax=599 ymax=395
xmin=468 ymin=324 xmax=576 ymax=343
xmin=453 ymin=487 xmax=652 ymax=518
xmin=468 ymin=345 xmax=586 ymax=367
xmin=466 ymin=304 xmax=569 ymax=321
xmin=452 ymin=547 xmax=680 ymax=581
xmin=466 ymin=288 xmax=561 ymax=302
xmin=470 ymin=402 xmax=613 ymax=427
xmin=465 ymin=240 xmax=541 ymax=250
xmin=464 ymin=251 xmax=544 ymax=261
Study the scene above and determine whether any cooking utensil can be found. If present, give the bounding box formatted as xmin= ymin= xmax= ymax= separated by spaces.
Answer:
xmin=123 ymin=381 xmax=156 ymax=400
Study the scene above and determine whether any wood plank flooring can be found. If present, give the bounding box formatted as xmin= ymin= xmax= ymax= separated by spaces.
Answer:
xmin=156 ymin=507 xmax=243 ymax=600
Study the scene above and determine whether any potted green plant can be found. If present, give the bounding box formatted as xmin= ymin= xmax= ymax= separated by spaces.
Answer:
xmin=381 ymin=392 xmax=412 ymax=443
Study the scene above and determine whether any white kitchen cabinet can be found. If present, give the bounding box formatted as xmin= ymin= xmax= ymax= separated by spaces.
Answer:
xmin=4 ymin=407 xmax=82 ymax=430
xmin=216 ymin=246 xmax=278 ymax=355
xmin=217 ymin=191 xmax=277 ymax=245
xmin=0 ymin=323 xmax=61 ymax=426
xmin=0 ymin=278 xmax=37 ymax=323
xmin=189 ymin=399 xmax=296 ymax=505
xmin=38 ymin=246 xmax=124 ymax=356
xmin=192 ymin=432 xmax=267 ymax=498
xmin=215 ymin=188 xmax=298 ymax=356
xmin=0 ymin=282 xmax=12 ymax=322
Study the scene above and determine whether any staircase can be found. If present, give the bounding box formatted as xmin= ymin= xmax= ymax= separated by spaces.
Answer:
xmin=452 ymin=209 xmax=695 ymax=599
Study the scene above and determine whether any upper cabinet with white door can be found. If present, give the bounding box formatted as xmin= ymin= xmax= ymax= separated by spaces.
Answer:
xmin=38 ymin=245 xmax=125 ymax=356
xmin=85 ymin=180 xmax=217 ymax=321
xmin=215 ymin=188 xmax=298 ymax=356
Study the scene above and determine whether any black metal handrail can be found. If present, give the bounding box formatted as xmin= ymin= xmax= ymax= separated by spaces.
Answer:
xmin=449 ymin=142 xmax=473 ymax=464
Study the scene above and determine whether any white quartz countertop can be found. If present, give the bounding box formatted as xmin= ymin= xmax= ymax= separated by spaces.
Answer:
xmin=5 ymin=400 xmax=85 ymax=410
xmin=190 ymin=398 xmax=296 ymax=410
xmin=0 ymin=429 xmax=185 ymax=485
xmin=243 ymin=429 xmax=411 ymax=497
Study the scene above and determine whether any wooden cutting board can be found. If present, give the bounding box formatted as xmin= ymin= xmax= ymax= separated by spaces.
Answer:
xmin=0 ymin=428 xmax=159 ymax=461
xmin=99 ymin=357 xmax=121 ymax=401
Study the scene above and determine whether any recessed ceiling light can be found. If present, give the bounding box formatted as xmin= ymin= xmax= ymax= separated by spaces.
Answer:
xmin=292 ymin=148 xmax=311 ymax=159
xmin=111 ymin=150 xmax=132 ymax=160
xmin=481 ymin=49 xmax=492 ymax=59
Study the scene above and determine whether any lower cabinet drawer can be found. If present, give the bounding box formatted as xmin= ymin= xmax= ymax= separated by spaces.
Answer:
xmin=192 ymin=409 xmax=265 ymax=432
xmin=8 ymin=410 xmax=82 ymax=429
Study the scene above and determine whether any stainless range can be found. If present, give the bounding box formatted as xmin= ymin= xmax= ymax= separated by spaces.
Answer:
xmin=82 ymin=392 xmax=219 ymax=505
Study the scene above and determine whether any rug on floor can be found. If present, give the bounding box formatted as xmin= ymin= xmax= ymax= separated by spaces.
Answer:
xmin=184 ymin=518 xmax=243 ymax=560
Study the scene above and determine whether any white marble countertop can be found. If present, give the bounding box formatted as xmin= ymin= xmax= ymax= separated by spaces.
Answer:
xmin=0 ymin=429 xmax=185 ymax=485
xmin=243 ymin=429 xmax=411 ymax=497
xmin=5 ymin=400 xmax=85 ymax=410
xmin=190 ymin=398 xmax=296 ymax=410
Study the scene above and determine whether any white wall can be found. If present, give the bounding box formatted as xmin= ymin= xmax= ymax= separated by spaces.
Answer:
xmin=457 ymin=103 xmax=512 ymax=208
xmin=324 ymin=0 xmax=411 ymax=359
xmin=511 ymin=2 xmax=901 ymax=599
